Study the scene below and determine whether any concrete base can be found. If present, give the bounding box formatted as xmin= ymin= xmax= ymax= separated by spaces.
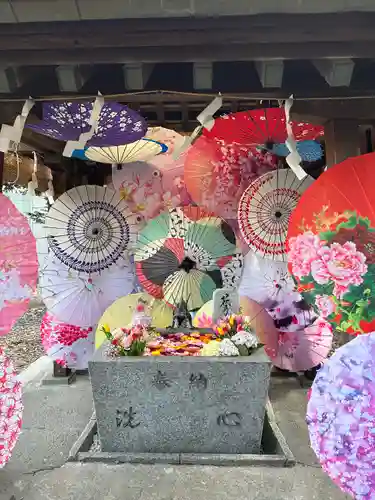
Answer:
xmin=41 ymin=371 xmax=77 ymax=386
xmin=69 ymin=401 xmax=295 ymax=467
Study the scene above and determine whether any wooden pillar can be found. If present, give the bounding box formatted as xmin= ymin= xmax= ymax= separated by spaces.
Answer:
xmin=325 ymin=119 xmax=360 ymax=167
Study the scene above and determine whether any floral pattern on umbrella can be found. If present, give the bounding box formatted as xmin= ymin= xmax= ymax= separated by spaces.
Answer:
xmin=0 ymin=195 xmax=38 ymax=336
xmin=27 ymin=101 xmax=147 ymax=147
xmin=184 ymin=135 xmax=277 ymax=220
xmin=0 ymin=347 xmax=23 ymax=468
xmin=40 ymin=312 xmax=94 ymax=370
xmin=307 ymin=332 xmax=375 ymax=499
xmin=112 ymin=161 xmax=189 ymax=225
xmin=288 ymin=211 xmax=375 ymax=335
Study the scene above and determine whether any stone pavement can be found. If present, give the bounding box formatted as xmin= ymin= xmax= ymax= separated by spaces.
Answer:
xmin=0 ymin=360 xmax=349 ymax=500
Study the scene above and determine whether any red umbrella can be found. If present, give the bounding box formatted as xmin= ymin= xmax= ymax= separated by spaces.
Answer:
xmin=204 ymin=108 xmax=324 ymax=149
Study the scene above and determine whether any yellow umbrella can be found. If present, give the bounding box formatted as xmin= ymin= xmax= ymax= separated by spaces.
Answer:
xmin=192 ymin=300 xmax=213 ymax=328
xmin=95 ymin=293 xmax=173 ymax=348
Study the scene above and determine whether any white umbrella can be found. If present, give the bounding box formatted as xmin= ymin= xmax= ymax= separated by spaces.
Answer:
xmin=39 ymin=253 xmax=135 ymax=327
xmin=84 ymin=138 xmax=166 ymax=164
xmin=45 ymin=184 xmax=138 ymax=274
xmin=238 ymin=169 xmax=314 ymax=261
xmin=238 ymin=251 xmax=295 ymax=305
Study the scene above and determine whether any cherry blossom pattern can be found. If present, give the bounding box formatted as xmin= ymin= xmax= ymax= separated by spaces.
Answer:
xmin=40 ymin=312 xmax=94 ymax=370
xmin=0 ymin=347 xmax=23 ymax=468
xmin=307 ymin=332 xmax=375 ymax=499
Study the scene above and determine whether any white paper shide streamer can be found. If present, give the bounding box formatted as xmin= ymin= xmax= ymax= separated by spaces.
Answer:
xmin=27 ymin=151 xmax=39 ymax=196
xmin=45 ymin=168 xmax=55 ymax=205
xmin=63 ymin=92 xmax=105 ymax=158
xmin=284 ymin=95 xmax=307 ymax=180
xmin=0 ymin=98 xmax=35 ymax=153
xmin=172 ymin=94 xmax=223 ymax=159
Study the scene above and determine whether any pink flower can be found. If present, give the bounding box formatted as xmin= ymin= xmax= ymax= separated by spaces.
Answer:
xmin=311 ymin=242 xmax=367 ymax=298
xmin=288 ymin=232 xmax=323 ymax=278
xmin=315 ymin=295 xmax=336 ymax=318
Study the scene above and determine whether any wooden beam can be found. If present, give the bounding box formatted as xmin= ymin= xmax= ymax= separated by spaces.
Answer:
xmin=55 ymin=65 xmax=93 ymax=92
xmin=325 ymin=119 xmax=360 ymax=167
xmin=193 ymin=62 xmax=213 ymax=90
xmin=2 ymin=42 xmax=375 ymax=65
xmin=291 ymin=98 xmax=375 ymax=122
xmin=3 ymin=13 xmax=375 ymax=50
xmin=122 ymin=63 xmax=153 ymax=90
xmin=313 ymin=58 xmax=354 ymax=87
xmin=255 ymin=60 xmax=284 ymax=88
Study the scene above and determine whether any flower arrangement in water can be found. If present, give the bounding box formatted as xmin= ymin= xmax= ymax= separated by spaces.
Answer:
xmin=200 ymin=313 xmax=261 ymax=357
xmin=101 ymin=323 xmax=156 ymax=357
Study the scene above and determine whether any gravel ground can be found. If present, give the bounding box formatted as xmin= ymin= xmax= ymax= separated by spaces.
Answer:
xmin=0 ymin=306 xmax=46 ymax=373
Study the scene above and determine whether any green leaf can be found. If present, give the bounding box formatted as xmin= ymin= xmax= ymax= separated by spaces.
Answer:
xmin=357 ymin=216 xmax=372 ymax=229
xmin=336 ymin=215 xmax=358 ymax=230
xmin=319 ymin=231 xmax=336 ymax=242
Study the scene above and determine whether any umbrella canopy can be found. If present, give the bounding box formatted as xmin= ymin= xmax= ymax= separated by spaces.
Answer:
xmin=0 ymin=195 xmax=38 ymax=336
xmin=192 ymin=299 xmax=213 ymax=328
xmin=238 ymin=251 xmax=295 ymax=305
xmin=95 ymin=292 xmax=174 ymax=348
xmin=271 ymin=140 xmax=323 ymax=162
xmin=112 ymin=161 xmax=184 ymax=224
xmin=39 ymin=253 xmax=135 ymax=328
xmin=83 ymin=138 xmax=167 ymax=164
xmin=265 ymin=317 xmax=332 ymax=372
xmin=27 ymin=100 xmax=147 ymax=147
xmin=184 ymin=135 xmax=277 ymax=220
xmin=145 ymin=127 xmax=192 ymax=206
xmin=40 ymin=312 xmax=94 ymax=369
xmin=0 ymin=347 xmax=23 ymax=468
xmin=238 ymin=169 xmax=314 ymax=261
xmin=204 ymin=108 xmax=324 ymax=149
xmin=307 ymin=332 xmax=375 ymax=498
xmin=134 ymin=206 xmax=244 ymax=310
xmin=287 ymin=152 xmax=375 ymax=335
xmin=45 ymin=185 xmax=138 ymax=274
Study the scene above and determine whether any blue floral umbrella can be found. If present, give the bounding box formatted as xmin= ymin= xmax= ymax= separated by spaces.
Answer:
xmin=270 ymin=140 xmax=323 ymax=162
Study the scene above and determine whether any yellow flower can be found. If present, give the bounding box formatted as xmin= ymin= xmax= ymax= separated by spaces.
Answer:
xmin=151 ymin=350 xmax=161 ymax=356
xmin=229 ymin=316 xmax=235 ymax=327
xmin=119 ymin=187 xmax=134 ymax=202
xmin=102 ymin=323 xmax=111 ymax=333
xmin=216 ymin=327 xmax=224 ymax=336
xmin=200 ymin=340 xmax=221 ymax=357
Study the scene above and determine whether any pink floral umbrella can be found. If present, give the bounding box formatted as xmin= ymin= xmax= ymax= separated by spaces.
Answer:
xmin=112 ymin=161 xmax=188 ymax=224
xmin=265 ymin=317 xmax=333 ymax=372
xmin=40 ymin=312 xmax=94 ymax=370
xmin=307 ymin=332 xmax=375 ymax=499
xmin=0 ymin=194 xmax=38 ymax=336
xmin=0 ymin=347 xmax=23 ymax=468
xmin=184 ymin=135 xmax=277 ymax=220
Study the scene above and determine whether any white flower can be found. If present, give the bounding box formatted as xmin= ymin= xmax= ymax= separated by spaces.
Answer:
xmin=231 ymin=331 xmax=259 ymax=349
xmin=219 ymin=338 xmax=239 ymax=357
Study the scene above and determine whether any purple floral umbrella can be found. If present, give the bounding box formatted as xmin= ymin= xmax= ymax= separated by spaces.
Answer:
xmin=27 ymin=101 xmax=147 ymax=147
xmin=307 ymin=333 xmax=375 ymax=499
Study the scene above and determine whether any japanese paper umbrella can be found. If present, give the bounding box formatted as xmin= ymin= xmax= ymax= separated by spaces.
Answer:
xmin=184 ymin=135 xmax=277 ymax=220
xmin=112 ymin=161 xmax=183 ymax=224
xmin=265 ymin=317 xmax=333 ymax=372
xmin=0 ymin=347 xmax=23 ymax=468
xmin=238 ymin=168 xmax=314 ymax=261
xmin=134 ymin=206 xmax=244 ymax=311
xmin=204 ymin=108 xmax=324 ymax=149
xmin=84 ymin=138 xmax=167 ymax=164
xmin=27 ymin=100 xmax=147 ymax=147
xmin=287 ymin=152 xmax=375 ymax=335
xmin=40 ymin=312 xmax=94 ymax=370
xmin=45 ymin=185 xmax=138 ymax=274
xmin=0 ymin=194 xmax=38 ymax=336
xmin=95 ymin=292 xmax=174 ymax=348
xmin=39 ymin=253 xmax=135 ymax=328
xmin=307 ymin=333 xmax=375 ymax=498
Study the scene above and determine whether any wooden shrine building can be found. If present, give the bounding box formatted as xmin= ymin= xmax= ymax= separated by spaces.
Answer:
xmin=0 ymin=0 xmax=375 ymax=190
